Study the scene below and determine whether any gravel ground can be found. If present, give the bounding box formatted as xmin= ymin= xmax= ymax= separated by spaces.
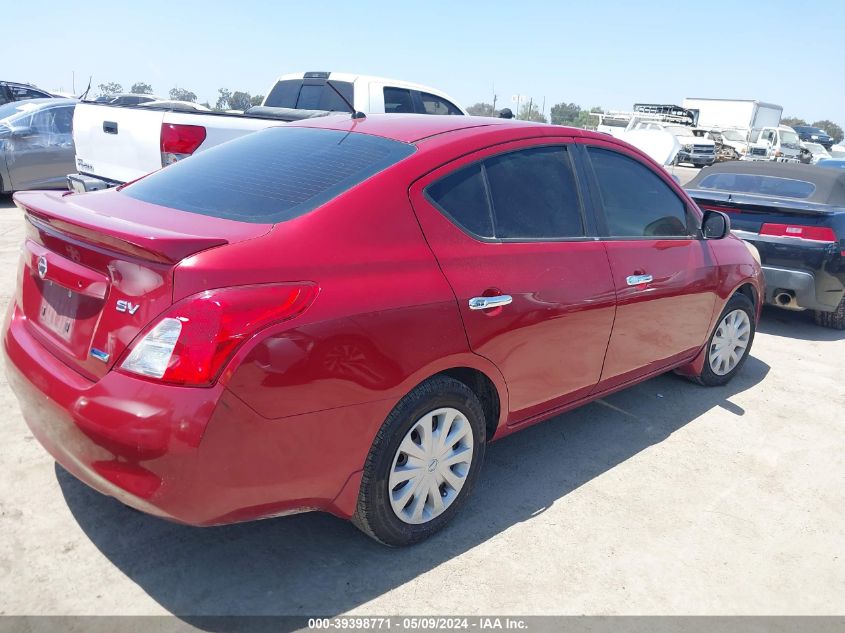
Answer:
xmin=0 ymin=188 xmax=842 ymax=620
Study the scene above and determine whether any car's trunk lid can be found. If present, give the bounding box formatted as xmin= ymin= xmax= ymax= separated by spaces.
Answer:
xmin=14 ymin=189 xmax=270 ymax=380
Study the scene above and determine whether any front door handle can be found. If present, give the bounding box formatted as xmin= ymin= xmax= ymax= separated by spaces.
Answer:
xmin=468 ymin=295 xmax=513 ymax=310
xmin=626 ymin=274 xmax=653 ymax=286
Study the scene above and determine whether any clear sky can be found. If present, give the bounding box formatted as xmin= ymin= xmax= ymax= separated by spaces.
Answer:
xmin=8 ymin=0 xmax=845 ymax=125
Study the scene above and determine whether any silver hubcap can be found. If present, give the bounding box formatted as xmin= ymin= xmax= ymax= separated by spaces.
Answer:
xmin=709 ymin=309 xmax=751 ymax=376
xmin=389 ymin=407 xmax=474 ymax=525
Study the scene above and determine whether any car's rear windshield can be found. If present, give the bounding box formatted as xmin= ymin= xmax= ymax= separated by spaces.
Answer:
xmin=122 ymin=127 xmax=416 ymax=223
xmin=696 ymin=173 xmax=816 ymax=199
xmin=264 ymin=80 xmax=354 ymax=112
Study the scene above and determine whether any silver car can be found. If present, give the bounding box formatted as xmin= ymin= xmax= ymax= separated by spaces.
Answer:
xmin=0 ymin=98 xmax=76 ymax=193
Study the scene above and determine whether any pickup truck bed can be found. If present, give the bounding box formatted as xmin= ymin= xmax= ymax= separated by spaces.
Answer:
xmin=72 ymin=103 xmax=323 ymax=186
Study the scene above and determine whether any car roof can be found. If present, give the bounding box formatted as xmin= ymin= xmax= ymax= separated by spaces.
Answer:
xmin=286 ymin=113 xmax=584 ymax=144
xmin=687 ymin=160 xmax=845 ymax=205
xmin=1 ymin=97 xmax=76 ymax=110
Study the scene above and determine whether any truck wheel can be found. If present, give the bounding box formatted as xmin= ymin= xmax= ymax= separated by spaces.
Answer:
xmin=694 ymin=293 xmax=756 ymax=387
xmin=814 ymin=297 xmax=845 ymax=330
xmin=353 ymin=376 xmax=486 ymax=546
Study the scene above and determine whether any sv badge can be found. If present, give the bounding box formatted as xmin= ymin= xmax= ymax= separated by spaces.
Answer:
xmin=116 ymin=300 xmax=140 ymax=315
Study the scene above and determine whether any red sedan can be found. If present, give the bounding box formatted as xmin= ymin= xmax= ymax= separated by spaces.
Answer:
xmin=3 ymin=114 xmax=763 ymax=546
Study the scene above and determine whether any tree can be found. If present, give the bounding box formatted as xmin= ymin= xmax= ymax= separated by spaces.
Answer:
xmin=549 ymin=102 xmax=581 ymax=126
xmin=97 ymin=82 xmax=123 ymax=97
xmin=466 ymin=102 xmax=499 ymax=117
xmin=519 ymin=102 xmax=546 ymax=123
xmin=215 ymin=88 xmax=232 ymax=111
xmin=169 ymin=87 xmax=197 ymax=103
xmin=250 ymin=95 xmax=264 ymax=107
xmin=130 ymin=82 xmax=153 ymax=95
xmin=229 ymin=91 xmax=253 ymax=111
xmin=781 ymin=116 xmax=807 ymax=128
xmin=812 ymin=120 xmax=843 ymax=144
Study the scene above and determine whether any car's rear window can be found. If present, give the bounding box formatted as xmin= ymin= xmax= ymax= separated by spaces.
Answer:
xmin=264 ymin=80 xmax=354 ymax=112
xmin=122 ymin=127 xmax=415 ymax=223
xmin=697 ymin=173 xmax=816 ymax=199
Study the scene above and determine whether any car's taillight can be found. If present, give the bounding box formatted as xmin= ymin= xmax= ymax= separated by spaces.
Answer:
xmin=160 ymin=123 xmax=207 ymax=167
xmin=119 ymin=283 xmax=317 ymax=386
xmin=760 ymin=223 xmax=837 ymax=242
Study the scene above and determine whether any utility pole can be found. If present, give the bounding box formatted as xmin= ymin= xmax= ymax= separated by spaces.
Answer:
xmin=492 ymin=94 xmax=497 ymax=115
xmin=528 ymin=98 xmax=533 ymax=121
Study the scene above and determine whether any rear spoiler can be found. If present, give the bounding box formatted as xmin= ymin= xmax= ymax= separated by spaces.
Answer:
xmin=15 ymin=191 xmax=228 ymax=264
xmin=685 ymin=189 xmax=841 ymax=216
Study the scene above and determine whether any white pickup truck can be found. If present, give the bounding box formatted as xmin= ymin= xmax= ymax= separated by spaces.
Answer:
xmin=69 ymin=72 xmax=467 ymax=191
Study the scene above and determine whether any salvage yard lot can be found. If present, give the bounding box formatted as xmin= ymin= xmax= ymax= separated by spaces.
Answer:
xmin=0 ymin=189 xmax=842 ymax=617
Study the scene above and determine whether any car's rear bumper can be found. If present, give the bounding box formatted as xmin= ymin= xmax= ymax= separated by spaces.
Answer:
xmin=733 ymin=231 xmax=844 ymax=312
xmin=3 ymin=303 xmax=374 ymax=525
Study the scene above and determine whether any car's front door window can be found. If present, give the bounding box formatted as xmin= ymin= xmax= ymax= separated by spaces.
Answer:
xmin=586 ymin=146 xmax=689 ymax=237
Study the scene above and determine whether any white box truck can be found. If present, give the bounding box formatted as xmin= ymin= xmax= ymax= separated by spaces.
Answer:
xmin=682 ymin=98 xmax=786 ymax=160
xmin=682 ymin=98 xmax=782 ymax=131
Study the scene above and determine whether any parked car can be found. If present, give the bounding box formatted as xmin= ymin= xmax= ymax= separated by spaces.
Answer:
xmin=792 ymin=125 xmax=835 ymax=150
xmin=632 ymin=121 xmax=715 ymax=166
xmin=70 ymin=71 xmax=467 ymax=191
xmin=4 ymin=115 xmax=762 ymax=546
xmin=0 ymin=81 xmax=55 ymax=106
xmin=686 ymin=161 xmax=845 ymax=328
xmin=817 ymin=158 xmax=845 ymax=170
xmin=0 ymin=98 xmax=77 ymax=193
xmin=800 ymin=141 xmax=831 ymax=164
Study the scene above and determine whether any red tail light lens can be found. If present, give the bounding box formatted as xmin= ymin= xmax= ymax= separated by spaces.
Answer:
xmin=760 ymin=223 xmax=837 ymax=242
xmin=119 ymin=283 xmax=317 ymax=386
xmin=160 ymin=123 xmax=207 ymax=166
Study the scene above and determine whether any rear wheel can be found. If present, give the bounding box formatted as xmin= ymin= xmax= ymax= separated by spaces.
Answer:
xmin=814 ymin=296 xmax=845 ymax=330
xmin=353 ymin=376 xmax=486 ymax=546
xmin=695 ymin=293 xmax=756 ymax=386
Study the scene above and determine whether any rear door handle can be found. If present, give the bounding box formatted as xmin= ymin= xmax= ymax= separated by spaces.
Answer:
xmin=626 ymin=274 xmax=653 ymax=286
xmin=468 ymin=295 xmax=513 ymax=310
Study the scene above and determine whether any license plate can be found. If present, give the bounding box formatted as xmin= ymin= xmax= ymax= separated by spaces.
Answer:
xmin=38 ymin=282 xmax=79 ymax=342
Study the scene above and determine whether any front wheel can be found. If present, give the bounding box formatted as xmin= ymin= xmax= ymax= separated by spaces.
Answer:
xmin=353 ymin=376 xmax=487 ymax=546
xmin=814 ymin=296 xmax=845 ymax=329
xmin=695 ymin=293 xmax=756 ymax=386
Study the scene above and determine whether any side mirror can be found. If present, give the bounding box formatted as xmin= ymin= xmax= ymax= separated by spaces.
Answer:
xmin=702 ymin=210 xmax=730 ymax=240
xmin=11 ymin=126 xmax=36 ymax=138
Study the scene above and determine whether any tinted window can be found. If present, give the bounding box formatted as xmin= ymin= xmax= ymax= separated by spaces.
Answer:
xmin=419 ymin=92 xmax=462 ymax=116
xmin=427 ymin=164 xmax=493 ymax=237
xmin=426 ymin=146 xmax=584 ymax=240
xmin=264 ymin=80 xmax=354 ymax=112
xmin=697 ymin=173 xmax=817 ymax=198
xmin=383 ymin=87 xmax=414 ymax=114
xmin=587 ymin=147 xmax=689 ymax=237
xmin=123 ymin=127 xmax=415 ymax=223
xmin=485 ymin=147 xmax=583 ymax=238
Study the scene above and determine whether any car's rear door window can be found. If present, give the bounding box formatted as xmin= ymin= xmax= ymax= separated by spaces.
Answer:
xmin=122 ymin=127 xmax=415 ymax=223
xmin=586 ymin=147 xmax=689 ymax=237
xmin=426 ymin=145 xmax=584 ymax=240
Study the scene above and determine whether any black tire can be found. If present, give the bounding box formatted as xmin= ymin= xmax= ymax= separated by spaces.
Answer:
xmin=694 ymin=293 xmax=756 ymax=387
xmin=814 ymin=296 xmax=845 ymax=330
xmin=353 ymin=376 xmax=487 ymax=546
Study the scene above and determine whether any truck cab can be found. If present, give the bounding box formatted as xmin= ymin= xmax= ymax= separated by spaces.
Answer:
xmin=746 ymin=125 xmax=802 ymax=163
xmin=262 ymin=72 xmax=467 ymax=116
